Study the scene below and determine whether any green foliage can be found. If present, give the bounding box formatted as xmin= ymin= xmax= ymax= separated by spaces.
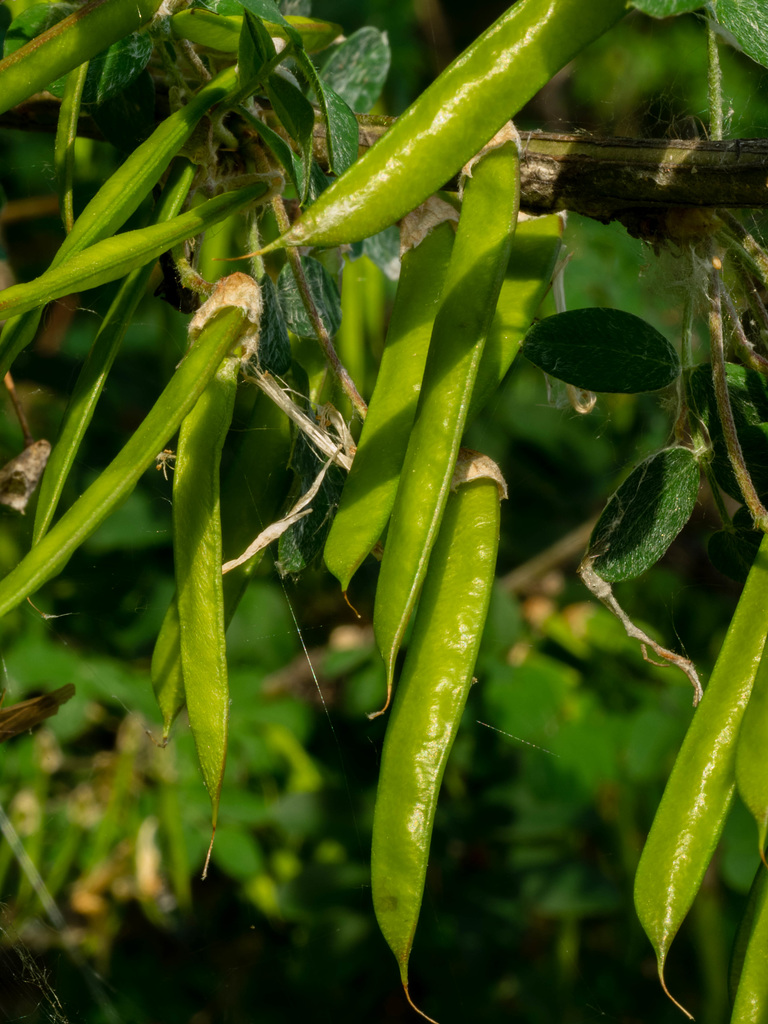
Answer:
xmin=588 ymin=448 xmax=700 ymax=582
xmin=1 ymin=0 xmax=768 ymax=1021
xmin=522 ymin=307 xmax=681 ymax=394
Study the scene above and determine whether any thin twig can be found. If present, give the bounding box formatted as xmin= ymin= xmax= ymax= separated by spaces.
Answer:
xmin=744 ymin=274 xmax=768 ymax=346
xmin=706 ymin=11 xmax=723 ymax=142
xmin=718 ymin=212 xmax=768 ymax=290
xmin=579 ymin=558 xmax=703 ymax=706
xmin=270 ymin=195 xmax=367 ymax=419
xmin=708 ymin=251 xmax=768 ymax=531
xmin=720 ymin=281 xmax=768 ymax=376
xmin=3 ymin=371 xmax=33 ymax=446
xmin=180 ymin=38 xmax=212 ymax=83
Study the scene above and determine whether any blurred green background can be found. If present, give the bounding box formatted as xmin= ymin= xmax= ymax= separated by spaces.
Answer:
xmin=1 ymin=2 xmax=767 ymax=1022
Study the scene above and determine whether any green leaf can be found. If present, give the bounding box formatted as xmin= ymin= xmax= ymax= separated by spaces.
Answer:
xmin=294 ymin=47 xmax=358 ymax=176
xmin=708 ymin=508 xmax=761 ymax=582
xmin=282 ymin=0 xmax=311 ymax=15
xmin=688 ymin=362 xmax=768 ymax=501
xmin=362 ymin=226 xmax=400 ymax=281
xmin=629 ymin=0 xmax=703 ymax=15
xmin=522 ymin=308 xmax=681 ymax=393
xmin=317 ymin=81 xmax=358 ymax=176
xmin=235 ymin=0 xmax=302 ymax=47
xmin=277 ymin=256 xmax=342 ymax=338
xmin=255 ymin=275 xmax=292 ymax=376
xmin=238 ymin=10 xmax=275 ymax=86
xmin=587 ymin=447 xmax=700 ymax=582
xmin=715 ymin=0 xmax=768 ymax=69
xmin=266 ymin=72 xmax=314 ymax=200
xmin=238 ymin=105 xmax=302 ymax=194
xmin=319 ymin=27 xmax=391 ymax=113
xmin=278 ymin=432 xmax=345 ymax=574
xmin=708 ymin=529 xmax=761 ymax=583
xmin=4 ymin=4 xmax=152 ymax=105
xmin=306 ymin=160 xmax=332 ymax=205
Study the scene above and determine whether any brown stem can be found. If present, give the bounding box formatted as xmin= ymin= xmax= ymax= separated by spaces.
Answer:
xmin=745 ymin=274 xmax=768 ymax=347
xmin=3 ymin=372 xmax=34 ymax=446
xmin=11 ymin=94 xmax=768 ymax=223
xmin=708 ymin=253 xmax=768 ymax=532
xmin=271 ymin=195 xmax=367 ymax=419
xmin=718 ymin=211 xmax=768 ymax=290
xmin=720 ymin=282 xmax=768 ymax=376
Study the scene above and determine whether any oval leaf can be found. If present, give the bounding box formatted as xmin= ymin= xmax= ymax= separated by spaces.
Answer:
xmin=630 ymin=0 xmax=704 ymax=15
xmin=277 ymin=256 xmax=342 ymax=338
xmin=708 ymin=516 xmax=761 ymax=583
xmin=688 ymin=361 xmax=768 ymax=501
xmin=523 ymin=308 xmax=681 ymax=393
xmin=588 ymin=447 xmax=699 ymax=582
xmin=238 ymin=10 xmax=275 ymax=85
xmin=294 ymin=47 xmax=359 ymax=177
xmin=715 ymin=0 xmax=768 ymax=70
xmin=235 ymin=0 xmax=301 ymax=47
xmin=278 ymin=433 xmax=344 ymax=575
xmin=254 ymin=274 xmax=292 ymax=376
xmin=319 ymin=26 xmax=391 ymax=113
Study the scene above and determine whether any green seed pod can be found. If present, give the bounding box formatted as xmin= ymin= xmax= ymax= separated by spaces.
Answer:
xmin=324 ymin=200 xmax=457 ymax=592
xmin=634 ymin=535 xmax=768 ymax=1018
xmin=373 ymin=133 xmax=519 ymax=714
xmin=372 ymin=449 xmax=505 ymax=1018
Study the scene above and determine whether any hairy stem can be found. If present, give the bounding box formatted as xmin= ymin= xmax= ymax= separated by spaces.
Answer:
xmin=271 ymin=195 xmax=367 ymax=419
xmin=718 ymin=212 xmax=768 ymax=291
xmin=708 ymin=253 xmax=768 ymax=531
xmin=707 ymin=12 xmax=723 ymax=142
xmin=720 ymin=281 xmax=768 ymax=376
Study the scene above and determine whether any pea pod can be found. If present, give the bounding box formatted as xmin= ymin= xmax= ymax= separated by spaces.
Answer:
xmin=634 ymin=534 xmax=768 ymax=1017
xmin=736 ymin=637 xmax=768 ymax=865
xmin=268 ymin=0 xmax=626 ymax=248
xmin=0 ymin=0 xmax=162 ymax=117
xmin=54 ymin=61 xmax=89 ymax=233
xmin=152 ymin=391 xmax=292 ymax=735
xmin=0 ymin=275 xmax=258 ymax=620
xmin=169 ymin=10 xmax=343 ymax=54
xmin=0 ymin=65 xmax=239 ymax=377
xmin=371 ymin=450 xmax=505 ymax=1016
xmin=0 ymin=182 xmax=269 ymax=321
xmin=730 ymin=862 xmax=768 ymax=1021
xmin=373 ymin=136 xmax=519 ymax=711
xmin=466 ymin=212 xmax=564 ymax=423
xmin=33 ymin=158 xmax=198 ymax=545
xmin=324 ymin=202 xmax=457 ymax=592
xmin=731 ymin=865 xmax=768 ymax=1023
xmin=173 ymin=345 xmax=239 ymax=864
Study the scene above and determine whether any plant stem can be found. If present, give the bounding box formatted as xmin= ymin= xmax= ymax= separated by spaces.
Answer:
xmin=744 ymin=274 xmax=768 ymax=348
xmin=707 ymin=11 xmax=723 ymax=142
xmin=718 ymin=212 xmax=768 ymax=290
xmin=708 ymin=252 xmax=768 ymax=532
xmin=3 ymin=372 xmax=33 ymax=446
xmin=270 ymin=195 xmax=367 ymax=419
xmin=720 ymin=281 xmax=768 ymax=376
